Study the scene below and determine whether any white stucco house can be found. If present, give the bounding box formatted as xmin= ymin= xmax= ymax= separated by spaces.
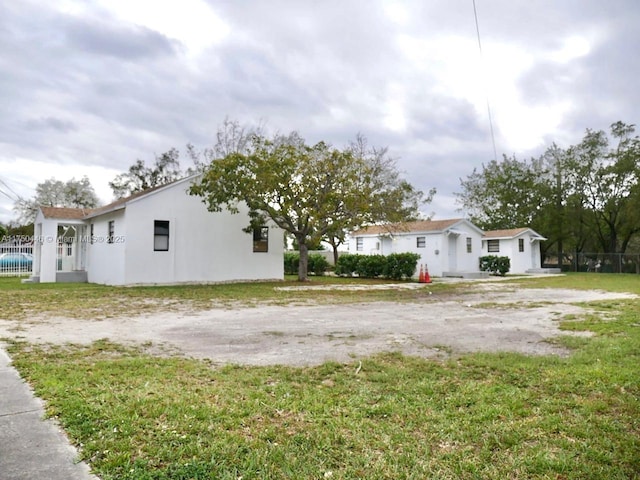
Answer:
xmin=482 ymin=228 xmax=547 ymax=274
xmin=348 ymin=219 xmax=486 ymax=277
xmin=348 ymin=219 xmax=547 ymax=277
xmin=30 ymin=176 xmax=284 ymax=285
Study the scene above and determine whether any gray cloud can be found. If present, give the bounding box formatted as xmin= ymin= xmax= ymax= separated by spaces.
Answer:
xmin=62 ymin=16 xmax=178 ymax=60
xmin=24 ymin=117 xmax=78 ymax=133
xmin=0 ymin=0 xmax=638 ymax=223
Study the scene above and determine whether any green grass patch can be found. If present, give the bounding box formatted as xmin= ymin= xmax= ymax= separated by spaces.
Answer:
xmin=8 ymin=327 xmax=640 ymax=479
xmin=4 ymin=273 xmax=640 ymax=478
xmin=0 ymin=276 xmax=458 ymax=321
xmin=509 ymin=272 xmax=640 ymax=295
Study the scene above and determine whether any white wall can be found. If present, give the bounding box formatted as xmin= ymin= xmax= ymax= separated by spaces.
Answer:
xmin=87 ymin=210 xmax=126 ymax=285
xmin=117 ymin=181 xmax=283 ymax=285
xmin=33 ymin=211 xmax=58 ymax=282
xmin=347 ymin=221 xmax=484 ymax=277
xmin=481 ymin=233 xmax=542 ymax=274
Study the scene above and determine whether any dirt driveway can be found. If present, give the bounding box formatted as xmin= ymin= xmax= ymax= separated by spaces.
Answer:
xmin=1 ymin=282 xmax=635 ymax=366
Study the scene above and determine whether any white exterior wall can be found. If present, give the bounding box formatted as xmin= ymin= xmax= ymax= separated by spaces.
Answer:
xmin=443 ymin=230 xmax=484 ymax=275
xmin=113 ymin=181 xmax=283 ymax=285
xmin=33 ymin=211 xmax=58 ymax=282
xmin=87 ymin=210 xmax=126 ymax=285
xmin=348 ymin=221 xmax=484 ymax=277
xmin=481 ymin=232 xmax=543 ymax=274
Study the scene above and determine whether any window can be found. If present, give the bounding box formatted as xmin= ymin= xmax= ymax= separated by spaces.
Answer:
xmin=466 ymin=237 xmax=472 ymax=253
xmin=356 ymin=238 xmax=363 ymax=251
xmin=487 ymin=239 xmax=499 ymax=253
xmin=416 ymin=236 xmax=426 ymax=248
xmin=518 ymin=238 xmax=525 ymax=252
xmin=154 ymin=220 xmax=170 ymax=251
xmin=253 ymin=226 xmax=269 ymax=252
xmin=90 ymin=224 xmax=94 ymax=244
xmin=107 ymin=221 xmax=115 ymax=244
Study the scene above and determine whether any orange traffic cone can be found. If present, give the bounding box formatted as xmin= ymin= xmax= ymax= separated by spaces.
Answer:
xmin=424 ymin=264 xmax=432 ymax=284
xmin=418 ymin=264 xmax=425 ymax=283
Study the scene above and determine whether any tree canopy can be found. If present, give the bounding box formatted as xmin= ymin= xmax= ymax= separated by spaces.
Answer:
xmin=190 ymin=131 xmax=429 ymax=281
xmin=14 ymin=176 xmax=100 ymax=224
xmin=109 ymin=148 xmax=183 ymax=198
xmin=456 ymin=121 xmax=640 ymax=261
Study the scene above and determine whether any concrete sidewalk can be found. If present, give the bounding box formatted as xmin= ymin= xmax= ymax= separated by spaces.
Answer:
xmin=0 ymin=346 xmax=98 ymax=480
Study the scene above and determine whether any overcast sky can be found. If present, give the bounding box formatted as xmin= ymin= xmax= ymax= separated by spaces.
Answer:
xmin=1 ymin=0 xmax=638 ymax=224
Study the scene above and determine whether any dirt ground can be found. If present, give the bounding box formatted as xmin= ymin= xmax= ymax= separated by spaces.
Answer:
xmin=1 ymin=281 xmax=636 ymax=366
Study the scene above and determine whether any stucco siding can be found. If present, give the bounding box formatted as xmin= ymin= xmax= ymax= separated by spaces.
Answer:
xmin=120 ymin=183 xmax=283 ymax=285
xmin=87 ymin=211 xmax=126 ymax=285
xmin=348 ymin=220 xmax=484 ymax=277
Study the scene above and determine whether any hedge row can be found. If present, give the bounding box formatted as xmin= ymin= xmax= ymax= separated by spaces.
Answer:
xmin=283 ymin=252 xmax=329 ymax=275
xmin=479 ymin=255 xmax=511 ymax=276
xmin=335 ymin=253 xmax=420 ymax=280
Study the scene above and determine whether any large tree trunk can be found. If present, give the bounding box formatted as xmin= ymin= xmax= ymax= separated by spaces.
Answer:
xmin=297 ymin=241 xmax=309 ymax=281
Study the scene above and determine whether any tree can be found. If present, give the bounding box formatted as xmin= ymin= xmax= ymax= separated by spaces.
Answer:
xmin=185 ymin=118 xmax=265 ymax=175
xmin=456 ymin=121 xmax=640 ymax=264
xmin=566 ymin=122 xmax=640 ymax=255
xmin=14 ymin=176 xmax=100 ymax=224
xmin=190 ymin=131 xmax=427 ymax=281
xmin=456 ymin=154 xmax=549 ymax=230
xmin=323 ymin=134 xmax=431 ymax=264
xmin=109 ymin=148 xmax=183 ymax=198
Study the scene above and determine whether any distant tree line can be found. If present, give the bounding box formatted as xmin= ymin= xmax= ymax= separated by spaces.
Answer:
xmin=456 ymin=121 xmax=640 ymax=262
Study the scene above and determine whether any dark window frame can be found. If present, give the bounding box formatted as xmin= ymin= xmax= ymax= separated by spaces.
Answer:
xmin=356 ymin=237 xmax=363 ymax=251
xmin=518 ymin=238 xmax=525 ymax=252
xmin=487 ymin=239 xmax=500 ymax=253
xmin=253 ymin=226 xmax=269 ymax=252
xmin=466 ymin=237 xmax=472 ymax=253
xmin=154 ymin=220 xmax=170 ymax=252
xmin=107 ymin=221 xmax=115 ymax=244
xmin=416 ymin=236 xmax=426 ymax=248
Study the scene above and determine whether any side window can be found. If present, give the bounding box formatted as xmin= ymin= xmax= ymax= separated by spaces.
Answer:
xmin=416 ymin=236 xmax=426 ymax=248
xmin=253 ymin=226 xmax=269 ymax=252
xmin=90 ymin=224 xmax=94 ymax=244
xmin=356 ymin=238 xmax=363 ymax=251
xmin=154 ymin=220 xmax=170 ymax=251
xmin=466 ymin=237 xmax=472 ymax=253
xmin=107 ymin=221 xmax=115 ymax=244
xmin=518 ymin=238 xmax=525 ymax=252
xmin=487 ymin=239 xmax=499 ymax=253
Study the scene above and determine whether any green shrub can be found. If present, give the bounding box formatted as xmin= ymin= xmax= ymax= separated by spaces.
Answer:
xmin=355 ymin=255 xmax=386 ymax=278
xmin=308 ymin=254 xmax=329 ymax=276
xmin=479 ymin=255 xmax=511 ymax=276
xmin=283 ymin=252 xmax=299 ymax=275
xmin=384 ymin=253 xmax=421 ymax=280
xmin=335 ymin=253 xmax=360 ymax=277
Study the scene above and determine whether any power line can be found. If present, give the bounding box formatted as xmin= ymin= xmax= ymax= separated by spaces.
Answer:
xmin=472 ymin=0 xmax=498 ymax=161
xmin=0 ymin=178 xmax=21 ymax=201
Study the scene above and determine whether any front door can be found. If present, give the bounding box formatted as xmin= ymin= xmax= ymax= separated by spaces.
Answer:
xmin=448 ymin=234 xmax=458 ymax=272
xmin=531 ymin=241 xmax=539 ymax=269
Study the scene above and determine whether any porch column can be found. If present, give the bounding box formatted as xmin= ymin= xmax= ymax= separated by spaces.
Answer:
xmin=39 ymin=220 xmax=58 ymax=283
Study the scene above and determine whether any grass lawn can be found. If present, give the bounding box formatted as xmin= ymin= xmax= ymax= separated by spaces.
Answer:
xmin=3 ymin=273 xmax=640 ymax=479
xmin=0 ymin=275 xmax=460 ymax=321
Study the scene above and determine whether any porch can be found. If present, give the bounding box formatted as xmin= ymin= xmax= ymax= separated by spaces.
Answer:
xmin=28 ymin=217 xmax=90 ymax=284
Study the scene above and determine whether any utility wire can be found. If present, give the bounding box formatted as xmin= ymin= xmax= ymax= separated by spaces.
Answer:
xmin=472 ymin=0 xmax=498 ymax=161
xmin=0 ymin=178 xmax=21 ymax=201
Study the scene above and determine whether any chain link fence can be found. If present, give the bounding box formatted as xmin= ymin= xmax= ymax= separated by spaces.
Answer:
xmin=555 ymin=253 xmax=640 ymax=274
